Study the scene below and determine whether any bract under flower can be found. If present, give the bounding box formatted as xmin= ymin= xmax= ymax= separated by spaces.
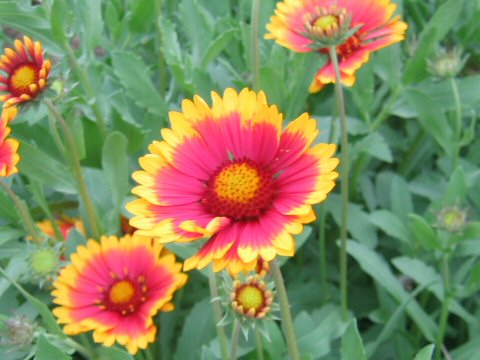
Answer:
xmin=127 ymin=88 xmax=339 ymax=274
xmin=265 ymin=0 xmax=408 ymax=92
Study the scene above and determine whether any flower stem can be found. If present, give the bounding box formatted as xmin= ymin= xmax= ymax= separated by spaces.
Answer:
xmin=43 ymin=99 xmax=101 ymax=240
xmin=255 ymin=328 xmax=265 ymax=360
xmin=154 ymin=0 xmax=168 ymax=97
xmin=208 ymin=268 xmax=229 ymax=360
xmin=450 ymin=77 xmax=462 ymax=169
xmin=435 ymin=253 xmax=452 ymax=360
xmin=250 ymin=0 xmax=261 ymax=90
xmin=0 ymin=180 xmax=42 ymax=243
xmin=271 ymin=259 xmax=300 ymax=360
xmin=61 ymin=42 xmax=108 ymax=139
xmin=328 ymin=46 xmax=349 ymax=320
xmin=230 ymin=318 xmax=241 ymax=360
xmin=318 ymin=205 xmax=329 ymax=304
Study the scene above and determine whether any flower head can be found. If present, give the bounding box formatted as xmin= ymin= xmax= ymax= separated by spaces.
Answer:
xmin=436 ymin=205 xmax=468 ymax=233
xmin=428 ymin=47 xmax=469 ymax=79
xmin=127 ymin=88 xmax=338 ymax=274
xmin=52 ymin=235 xmax=188 ymax=354
xmin=0 ymin=36 xmax=51 ymax=107
xmin=0 ymin=107 xmax=20 ymax=177
xmin=265 ymin=0 xmax=408 ymax=92
xmin=0 ymin=314 xmax=36 ymax=351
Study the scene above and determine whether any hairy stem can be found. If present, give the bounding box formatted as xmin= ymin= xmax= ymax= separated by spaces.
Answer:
xmin=208 ymin=269 xmax=229 ymax=360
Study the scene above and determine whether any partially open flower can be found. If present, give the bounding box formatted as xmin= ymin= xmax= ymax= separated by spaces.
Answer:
xmin=0 ymin=36 xmax=51 ymax=108
xmin=36 ymin=215 xmax=85 ymax=241
xmin=266 ymin=0 xmax=408 ymax=92
xmin=0 ymin=107 xmax=20 ymax=177
xmin=231 ymin=276 xmax=273 ymax=319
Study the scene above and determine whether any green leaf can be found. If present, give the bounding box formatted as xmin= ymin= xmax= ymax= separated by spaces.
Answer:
xmin=403 ymin=0 xmax=465 ymax=83
xmin=369 ymin=210 xmax=410 ymax=244
xmin=97 ymin=346 xmax=135 ymax=360
xmin=355 ymin=133 xmax=393 ymax=163
xmin=346 ymin=241 xmax=437 ymax=341
xmin=341 ymin=319 xmax=367 ymax=360
xmin=102 ymin=132 xmax=129 ymax=209
xmin=173 ymin=299 xmax=216 ymax=360
xmin=392 ymin=257 xmax=475 ymax=323
xmin=111 ymin=51 xmax=166 ymax=115
xmin=442 ymin=167 xmax=467 ymax=205
xmin=200 ymin=29 xmax=237 ymax=69
xmin=409 ymin=214 xmax=441 ymax=250
xmin=50 ymin=0 xmax=70 ymax=44
xmin=405 ymin=89 xmax=454 ymax=157
xmin=35 ymin=335 xmax=71 ymax=360
xmin=18 ymin=142 xmax=76 ymax=194
xmin=413 ymin=344 xmax=435 ymax=360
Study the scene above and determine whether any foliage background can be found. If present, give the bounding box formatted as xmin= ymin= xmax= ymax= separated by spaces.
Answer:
xmin=0 ymin=0 xmax=480 ymax=359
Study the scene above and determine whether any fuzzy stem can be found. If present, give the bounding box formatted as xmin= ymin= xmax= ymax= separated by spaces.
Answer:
xmin=329 ymin=46 xmax=349 ymax=320
xmin=255 ymin=327 xmax=265 ymax=360
xmin=230 ymin=319 xmax=241 ymax=360
xmin=154 ymin=0 xmax=168 ymax=97
xmin=0 ymin=180 xmax=42 ymax=243
xmin=208 ymin=268 xmax=229 ymax=360
xmin=435 ymin=253 xmax=451 ymax=360
xmin=250 ymin=0 xmax=261 ymax=90
xmin=318 ymin=205 xmax=329 ymax=304
xmin=43 ymin=99 xmax=101 ymax=240
xmin=450 ymin=77 xmax=462 ymax=169
xmin=271 ymin=260 xmax=300 ymax=360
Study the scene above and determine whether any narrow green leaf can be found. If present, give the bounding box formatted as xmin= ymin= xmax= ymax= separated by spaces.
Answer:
xmin=35 ymin=335 xmax=71 ymax=360
xmin=442 ymin=167 xmax=467 ymax=205
xmin=341 ymin=319 xmax=367 ymax=360
xmin=97 ymin=346 xmax=135 ymax=360
xmin=405 ymin=89 xmax=454 ymax=157
xmin=102 ymin=132 xmax=129 ymax=209
xmin=409 ymin=214 xmax=441 ymax=250
xmin=369 ymin=210 xmax=410 ymax=243
xmin=346 ymin=241 xmax=437 ymax=341
xmin=111 ymin=51 xmax=166 ymax=115
xmin=50 ymin=0 xmax=70 ymax=44
xmin=200 ymin=29 xmax=237 ymax=69
xmin=413 ymin=344 xmax=435 ymax=360
xmin=18 ymin=142 xmax=76 ymax=194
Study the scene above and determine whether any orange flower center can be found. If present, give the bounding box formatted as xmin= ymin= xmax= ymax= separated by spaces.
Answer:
xmin=9 ymin=64 xmax=38 ymax=95
xmin=102 ymin=276 xmax=148 ymax=315
xmin=202 ymin=159 xmax=276 ymax=220
xmin=236 ymin=285 xmax=264 ymax=312
xmin=313 ymin=15 xmax=338 ymax=30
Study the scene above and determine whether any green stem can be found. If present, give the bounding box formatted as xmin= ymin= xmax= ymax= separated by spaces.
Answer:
xmin=208 ymin=268 xmax=229 ymax=360
xmin=61 ymin=43 xmax=108 ymax=138
xmin=250 ymin=0 xmax=261 ymax=90
xmin=44 ymin=99 xmax=101 ymax=240
xmin=230 ymin=319 xmax=241 ymax=360
xmin=329 ymin=46 xmax=349 ymax=320
xmin=255 ymin=328 xmax=265 ymax=360
xmin=318 ymin=205 xmax=329 ymax=304
xmin=271 ymin=260 xmax=300 ymax=360
xmin=450 ymin=77 xmax=462 ymax=169
xmin=435 ymin=254 xmax=451 ymax=360
xmin=0 ymin=180 xmax=42 ymax=243
xmin=144 ymin=347 xmax=155 ymax=360
xmin=154 ymin=0 xmax=168 ymax=97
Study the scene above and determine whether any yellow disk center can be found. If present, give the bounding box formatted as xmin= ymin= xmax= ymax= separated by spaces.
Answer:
xmin=10 ymin=64 xmax=37 ymax=92
xmin=214 ymin=163 xmax=261 ymax=203
xmin=313 ymin=15 xmax=338 ymax=30
xmin=108 ymin=280 xmax=135 ymax=304
xmin=237 ymin=285 xmax=264 ymax=311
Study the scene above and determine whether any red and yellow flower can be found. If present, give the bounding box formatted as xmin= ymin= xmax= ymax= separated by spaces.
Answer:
xmin=231 ymin=276 xmax=273 ymax=319
xmin=127 ymin=88 xmax=338 ymax=274
xmin=0 ymin=107 xmax=20 ymax=177
xmin=0 ymin=36 xmax=51 ymax=107
xmin=52 ymin=235 xmax=187 ymax=354
xmin=265 ymin=0 xmax=408 ymax=92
